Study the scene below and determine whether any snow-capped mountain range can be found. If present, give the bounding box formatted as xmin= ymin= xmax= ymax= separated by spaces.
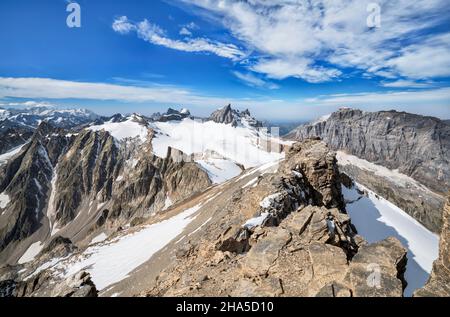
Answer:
xmin=0 ymin=105 xmax=448 ymax=298
xmin=0 ymin=104 xmax=288 ymax=270
xmin=0 ymin=106 xmax=99 ymax=130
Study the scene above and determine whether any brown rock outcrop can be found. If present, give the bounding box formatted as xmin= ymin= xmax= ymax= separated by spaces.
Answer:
xmin=144 ymin=140 xmax=407 ymax=297
xmin=414 ymin=193 xmax=450 ymax=297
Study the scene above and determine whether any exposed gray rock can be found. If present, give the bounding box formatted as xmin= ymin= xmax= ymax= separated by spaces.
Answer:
xmin=11 ymin=270 xmax=97 ymax=297
xmin=209 ymin=104 xmax=262 ymax=128
xmin=51 ymin=129 xmax=120 ymax=226
xmin=339 ymin=163 xmax=444 ymax=232
xmin=287 ymin=108 xmax=449 ymax=233
xmin=415 ymin=193 xmax=450 ymax=297
xmin=152 ymin=108 xmax=190 ymax=122
xmin=0 ymin=126 xmax=33 ymax=155
xmin=287 ymin=108 xmax=449 ymax=195
xmin=0 ymin=122 xmax=69 ymax=252
xmin=0 ymin=119 xmax=211 ymax=264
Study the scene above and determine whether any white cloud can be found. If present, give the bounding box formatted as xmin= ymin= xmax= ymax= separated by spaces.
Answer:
xmin=232 ymin=71 xmax=279 ymax=89
xmin=381 ymin=80 xmax=434 ymax=88
xmin=112 ymin=16 xmax=136 ymax=34
xmin=304 ymin=87 xmax=450 ymax=108
xmin=179 ymin=21 xmax=199 ymax=36
xmin=1 ymin=77 xmax=449 ymax=121
xmin=0 ymin=100 xmax=57 ymax=108
xmin=179 ymin=27 xmax=192 ymax=36
xmin=180 ymin=0 xmax=450 ymax=82
xmin=386 ymin=33 xmax=450 ymax=79
xmin=251 ymin=58 xmax=341 ymax=82
xmin=0 ymin=77 xmax=213 ymax=105
xmin=112 ymin=16 xmax=245 ymax=61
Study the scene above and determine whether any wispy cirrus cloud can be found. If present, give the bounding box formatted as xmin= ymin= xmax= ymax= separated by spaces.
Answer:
xmin=177 ymin=0 xmax=450 ymax=83
xmin=232 ymin=71 xmax=279 ymax=90
xmin=112 ymin=16 xmax=246 ymax=61
xmin=380 ymin=80 xmax=434 ymax=89
xmin=304 ymin=87 xmax=450 ymax=107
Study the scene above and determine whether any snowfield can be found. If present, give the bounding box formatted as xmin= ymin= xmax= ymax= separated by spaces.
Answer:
xmin=88 ymin=116 xmax=286 ymax=184
xmin=343 ymin=182 xmax=439 ymax=297
xmin=196 ymin=158 xmax=243 ymax=184
xmin=44 ymin=204 xmax=203 ymax=290
xmin=90 ymin=233 xmax=108 ymax=245
xmin=260 ymin=193 xmax=281 ymax=208
xmin=88 ymin=116 xmax=148 ymax=142
xmin=152 ymin=118 xmax=284 ymax=169
xmin=18 ymin=242 xmax=44 ymax=264
xmin=0 ymin=143 xmax=28 ymax=166
xmin=337 ymin=151 xmax=434 ymax=192
xmin=0 ymin=192 xmax=10 ymax=209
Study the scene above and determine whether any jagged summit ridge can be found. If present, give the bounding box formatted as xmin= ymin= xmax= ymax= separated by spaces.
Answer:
xmin=209 ymin=104 xmax=262 ymax=128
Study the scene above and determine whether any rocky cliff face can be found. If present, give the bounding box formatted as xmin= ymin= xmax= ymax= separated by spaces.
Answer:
xmin=415 ymin=193 xmax=450 ymax=297
xmin=0 ymin=123 xmax=69 ymax=252
xmin=109 ymin=144 xmax=212 ymax=222
xmin=287 ymin=109 xmax=449 ymax=195
xmin=144 ymin=140 xmax=408 ymax=297
xmin=49 ymin=129 xmax=120 ymax=227
xmin=0 ymin=120 xmax=212 ymax=265
xmin=0 ymin=126 xmax=33 ymax=155
xmin=287 ymin=109 xmax=449 ymax=233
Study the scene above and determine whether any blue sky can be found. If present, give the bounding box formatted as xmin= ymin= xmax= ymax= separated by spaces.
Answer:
xmin=0 ymin=0 xmax=449 ymax=120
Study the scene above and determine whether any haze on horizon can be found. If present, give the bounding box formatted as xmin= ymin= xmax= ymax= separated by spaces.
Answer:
xmin=0 ymin=0 xmax=449 ymax=121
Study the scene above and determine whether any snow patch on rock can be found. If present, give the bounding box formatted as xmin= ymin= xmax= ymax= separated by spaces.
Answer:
xmin=18 ymin=242 xmax=44 ymax=264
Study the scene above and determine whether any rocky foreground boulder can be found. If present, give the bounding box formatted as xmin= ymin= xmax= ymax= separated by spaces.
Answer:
xmin=415 ymin=193 xmax=450 ymax=297
xmin=144 ymin=140 xmax=408 ymax=297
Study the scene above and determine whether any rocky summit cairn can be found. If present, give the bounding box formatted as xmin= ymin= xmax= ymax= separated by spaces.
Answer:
xmin=144 ymin=139 xmax=408 ymax=297
xmin=415 ymin=192 xmax=450 ymax=297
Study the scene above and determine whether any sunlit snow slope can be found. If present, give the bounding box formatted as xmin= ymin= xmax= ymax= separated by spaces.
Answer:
xmin=343 ymin=182 xmax=439 ymax=297
xmin=88 ymin=116 xmax=285 ymax=184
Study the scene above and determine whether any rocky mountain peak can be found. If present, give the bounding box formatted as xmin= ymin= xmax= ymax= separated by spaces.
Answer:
xmin=34 ymin=121 xmax=56 ymax=137
xmin=209 ymin=104 xmax=235 ymax=125
xmin=151 ymin=108 xmax=191 ymax=122
xmin=129 ymin=113 xmax=148 ymax=125
xmin=209 ymin=104 xmax=262 ymax=128
xmin=108 ymin=113 xmax=125 ymax=123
